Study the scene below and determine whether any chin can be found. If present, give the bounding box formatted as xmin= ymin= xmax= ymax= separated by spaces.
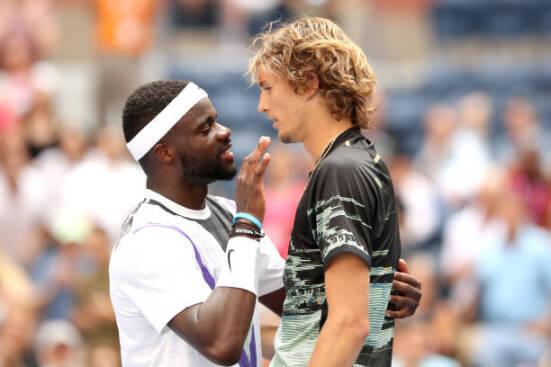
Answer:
xmin=278 ymin=131 xmax=294 ymax=144
xmin=217 ymin=166 xmax=238 ymax=180
xmin=197 ymin=162 xmax=237 ymax=182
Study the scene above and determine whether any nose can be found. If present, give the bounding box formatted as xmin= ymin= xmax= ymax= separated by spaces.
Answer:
xmin=257 ymin=92 xmax=269 ymax=114
xmin=216 ymin=123 xmax=231 ymax=140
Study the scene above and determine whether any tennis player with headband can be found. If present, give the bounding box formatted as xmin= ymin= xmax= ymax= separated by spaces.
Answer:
xmin=109 ymin=79 xmax=421 ymax=367
xmin=110 ymin=79 xmax=285 ymax=367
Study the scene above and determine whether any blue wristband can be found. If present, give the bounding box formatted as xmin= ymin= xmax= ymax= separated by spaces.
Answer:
xmin=233 ymin=212 xmax=262 ymax=230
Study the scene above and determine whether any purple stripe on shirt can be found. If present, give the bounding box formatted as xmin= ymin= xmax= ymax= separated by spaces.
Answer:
xmin=238 ymin=328 xmax=257 ymax=367
xmin=134 ymin=224 xmax=215 ymax=288
xmin=132 ymin=224 xmax=257 ymax=367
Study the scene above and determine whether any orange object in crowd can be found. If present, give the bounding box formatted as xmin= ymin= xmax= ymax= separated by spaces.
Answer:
xmin=95 ymin=0 xmax=156 ymax=56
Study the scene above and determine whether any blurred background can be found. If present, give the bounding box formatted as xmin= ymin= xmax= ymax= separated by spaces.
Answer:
xmin=0 ymin=0 xmax=550 ymax=366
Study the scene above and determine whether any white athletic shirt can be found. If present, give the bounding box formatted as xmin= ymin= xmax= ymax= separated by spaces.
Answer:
xmin=109 ymin=189 xmax=285 ymax=367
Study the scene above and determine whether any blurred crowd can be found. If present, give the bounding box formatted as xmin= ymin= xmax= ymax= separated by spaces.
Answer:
xmin=0 ymin=2 xmax=146 ymax=366
xmin=0 ymin=1 xmax=550 ymax=367
xmin=382 ymin=93 xmax=551 ymax=367
xmin=0 ymin=104 xmax=144 ymax=365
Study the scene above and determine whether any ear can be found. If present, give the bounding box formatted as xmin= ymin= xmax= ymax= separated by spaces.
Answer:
xmin=153 ymin=143 xmax=174 ymax=163
xmin=304 ymin=73 xmax=319 ymax=99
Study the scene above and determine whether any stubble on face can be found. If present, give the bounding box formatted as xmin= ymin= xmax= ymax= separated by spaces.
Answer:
xmin=277 ymin=112 xmax=305 ymax=144
xmin=180 ymin=152 xmax=237 ymax=181
xmin=278 ymin=130 xmax=294 ymax=144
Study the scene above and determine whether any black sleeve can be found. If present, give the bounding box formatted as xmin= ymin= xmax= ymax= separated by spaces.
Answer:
xmin=307 ymin=157 xmax=377 ymax=270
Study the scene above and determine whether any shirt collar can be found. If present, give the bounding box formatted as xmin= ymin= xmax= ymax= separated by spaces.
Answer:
xmin=144 ymin=189 xmax=211 ymax=220
xmin=325 ymin=126 xmax=361 ymax=156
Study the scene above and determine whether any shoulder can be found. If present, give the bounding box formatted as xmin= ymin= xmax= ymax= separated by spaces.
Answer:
xmin=313 ymin=144 xmax=380 ymax=192
xmin=117 ymin=202 xmax=195 ymax=255
xmin=319 ymin=139 xmax=378 ymax=174
xmin=207 ymin=195 xmax=237 ymax=215
xmin=127 ymin=201 xmax=173 ymax=230
xmin=111 ymin=222 xmax=196 ymax=280
xmin=118 ymin=223 xmax=193 ymax=257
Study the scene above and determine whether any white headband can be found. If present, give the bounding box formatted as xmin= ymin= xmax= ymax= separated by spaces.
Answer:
xmin=126 ymin=82 xmax=208 ymax=161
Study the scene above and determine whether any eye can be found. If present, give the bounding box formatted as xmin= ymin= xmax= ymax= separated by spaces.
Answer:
xmin=200 ymin=117 xmax=216 ymax=135
xmin=200 ymin=122 xmax=213 ymax=135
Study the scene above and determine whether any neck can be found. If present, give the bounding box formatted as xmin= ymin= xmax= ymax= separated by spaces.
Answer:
xmin=146 ymin=175 xmax=208 ymax=210
xmin=303 ymin=116 xmax=354 ymax=162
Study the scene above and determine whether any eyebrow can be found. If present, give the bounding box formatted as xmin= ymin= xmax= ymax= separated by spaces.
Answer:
xmin=198 ymin=113 xmax=217 ymax=127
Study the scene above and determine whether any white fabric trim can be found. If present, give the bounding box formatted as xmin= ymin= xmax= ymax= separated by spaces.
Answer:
xmin=144 ymin=189 xmax=211 ymax=220
xmin=126 ymin=82 xmax=208 ymax=161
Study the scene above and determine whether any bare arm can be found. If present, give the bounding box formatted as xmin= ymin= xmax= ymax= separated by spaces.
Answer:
xmin=169 ymin=288 xmax=256 ymax=365
xmin=258 ymin=287 xmax=285 ymax=361
xmin=258 ymin=302 xmax=281 ymax=361
xmin=308 ymin=254 xmax=371 ymax=367
xmin=259 ymin=287 xmax=285 ymax=317
xmin=168 ymin=287 xmax=284 ymax=365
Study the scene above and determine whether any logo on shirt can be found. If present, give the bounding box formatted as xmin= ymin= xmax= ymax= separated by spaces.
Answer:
xmin=227 ymin=249 xmax=235 ymax=271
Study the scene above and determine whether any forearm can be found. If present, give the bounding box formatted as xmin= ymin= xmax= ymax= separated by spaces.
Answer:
xmin=260 ymin=324 xmax=278 ymax=360
xmin=309 ymin=254 xmax=371 ymax=367
xmin=169 ymin=236 xmax=260 ymax=364
xmin=196 ymin=287 xmax=256 ymax=353
xmin=170 ymin=287 xmax=256 ymax=365
xmin=259 ymin=302 xmax=282 ymax=360
xmin=308 ymin=317 xmax=369 ymax=367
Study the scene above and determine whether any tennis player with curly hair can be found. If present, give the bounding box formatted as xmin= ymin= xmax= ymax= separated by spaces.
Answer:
xmin=249 ymin=17 xmax=417 ymax=367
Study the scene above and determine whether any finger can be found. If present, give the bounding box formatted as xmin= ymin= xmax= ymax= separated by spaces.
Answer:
xmin=394 ymin=271 xmax=422 ymax=291
xmin=250 ymin=136 xmax=271 ymax=162
xmin=392 ymin=279 xmax=421 ymax=301
xmin=385 ymin=309 xmax=410 ymax=319
xmin=246 ymin=136 xmax=271 ymax=177
xmin=397 ymin=258 xmax=409 ymax=273
xmin=238 ymin=155 xmax=250 ymax=177
xmin=254 ymin=153 xmax=271 ymax=181
xmin=388 ymin=294 xmax=418 ymax=310
xmin=385 ymin=295 xmax=417 ymax=318
xmin=259 ymin=136 xmax=271 ymax=150
xmin=237 ymin=155 xmax=252 ymax=188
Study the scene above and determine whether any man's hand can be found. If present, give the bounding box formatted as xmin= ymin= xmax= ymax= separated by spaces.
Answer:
xmin=235 ymin=136 xmax=271 ymax=222
xmin=386 ymin=259 xmax=421 ymax=319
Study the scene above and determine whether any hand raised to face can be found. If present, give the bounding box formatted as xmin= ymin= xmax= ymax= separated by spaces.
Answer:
xmin=235 ymin=136 xmax=271 ymax=222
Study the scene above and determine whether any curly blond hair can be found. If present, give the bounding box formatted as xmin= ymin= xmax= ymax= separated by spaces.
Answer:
xmin=248 ymin=16 xmax=377 ymax=129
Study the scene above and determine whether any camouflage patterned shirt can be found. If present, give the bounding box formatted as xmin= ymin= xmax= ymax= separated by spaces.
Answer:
xmin=270 ymin=127 xmax=401 ymax=367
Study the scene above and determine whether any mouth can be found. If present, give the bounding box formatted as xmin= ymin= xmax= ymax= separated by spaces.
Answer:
xmin=220 ymin=143 xmax=234 ymax=161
